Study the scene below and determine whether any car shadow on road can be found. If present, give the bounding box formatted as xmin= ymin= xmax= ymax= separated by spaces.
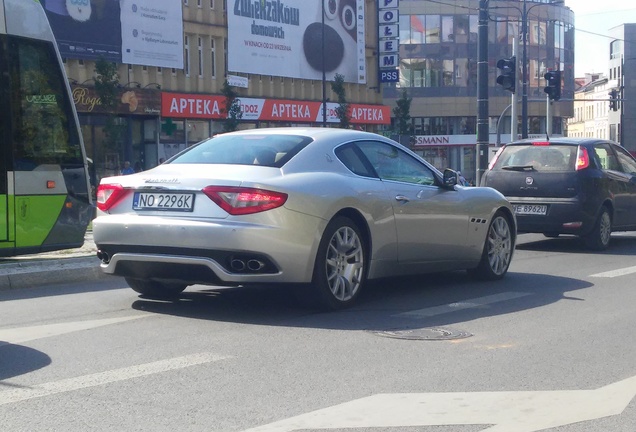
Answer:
xmin=516 ymin=233 xmax=636 ymax=255
xmin=130 ymin=269 xmax=593 ymax=333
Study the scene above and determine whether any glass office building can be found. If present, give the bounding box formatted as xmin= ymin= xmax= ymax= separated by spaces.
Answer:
xmin=382 ymin=0 xmax=574 ymax=183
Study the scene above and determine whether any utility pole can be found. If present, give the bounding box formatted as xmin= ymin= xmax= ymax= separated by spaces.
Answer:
xmin=476 ymin=0 xmax=489 ymax=186
xmin=521 ymin=0 xmax=528 ymax=138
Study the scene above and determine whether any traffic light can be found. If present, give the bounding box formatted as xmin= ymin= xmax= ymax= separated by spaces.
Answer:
xmin=496 ymin=57 xmax=516 ymax=93
xmin=609 ymin=89 xmax=619 ymax=112
xmin=544 ymin=70 xmax=561 ymax=101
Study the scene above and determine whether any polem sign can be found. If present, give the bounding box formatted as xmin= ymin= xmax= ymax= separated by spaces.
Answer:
xmin=378 ymin=0 xmax=399 ymax=83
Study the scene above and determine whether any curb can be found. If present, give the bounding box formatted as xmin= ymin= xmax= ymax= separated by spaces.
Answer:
xmin=0 ymin=256 xmax=109 ymax=291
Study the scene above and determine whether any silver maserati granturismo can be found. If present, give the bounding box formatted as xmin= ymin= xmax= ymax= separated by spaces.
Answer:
xmin=93 ymin=127 xmax=516 ymax=310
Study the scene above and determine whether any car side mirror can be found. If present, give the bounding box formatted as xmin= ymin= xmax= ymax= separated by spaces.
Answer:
xmin=443 ymin=168 xmax=458 ymax=188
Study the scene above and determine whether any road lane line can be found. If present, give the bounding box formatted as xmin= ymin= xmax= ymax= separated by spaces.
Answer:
xmin=0 ymin=352 xmax=231 ymax=405
xmin=395 ymin=292 xmax=532 ymax=318
xmin=0 ymin=315 xmax=149 ymax=347
xmin=590 ymin=266 xmax=636 ymax=278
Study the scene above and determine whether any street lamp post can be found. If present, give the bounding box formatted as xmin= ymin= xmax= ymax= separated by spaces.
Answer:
xmin=321 ymin=1 xmax=327 ymax=126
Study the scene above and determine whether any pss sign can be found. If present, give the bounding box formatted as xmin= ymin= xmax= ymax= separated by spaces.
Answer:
xmin=380 ymin=70 xmax=399 ymax=83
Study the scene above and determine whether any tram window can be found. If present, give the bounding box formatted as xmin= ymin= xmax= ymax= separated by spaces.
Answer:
xmin=10 ymin=37 xmax=82 ymax=170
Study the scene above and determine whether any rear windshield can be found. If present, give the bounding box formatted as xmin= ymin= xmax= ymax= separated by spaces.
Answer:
xmin=169 ymin=134 xmax=313 ymax=167
xmin=492 ymin=145 xmax=577 ymax=172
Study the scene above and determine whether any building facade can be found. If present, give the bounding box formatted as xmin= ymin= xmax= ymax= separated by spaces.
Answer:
xmin=567 ymin=75 xmax=609 ymax=140
xmin=52 ymin=0 xmax=388 ymax=188
xmin=381 ymin=0 xmax=575 ymax=184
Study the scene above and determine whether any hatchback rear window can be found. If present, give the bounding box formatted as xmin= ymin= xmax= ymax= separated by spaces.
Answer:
xmin=491 ymin=145 xmax=576 ymax=172
xmin=169 ymin=134 xmax=313 ymax=167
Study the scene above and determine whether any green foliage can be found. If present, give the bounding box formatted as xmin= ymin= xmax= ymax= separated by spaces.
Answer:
xmin=330 ymin=73 xmax=350 ymax=129
xmin=393 ymin=89 xmax=412 ymax=135
xmin=220 ymin=80 xmax=243 ymax=132
xmin=93 ymin=58 xmax=125 ymax=147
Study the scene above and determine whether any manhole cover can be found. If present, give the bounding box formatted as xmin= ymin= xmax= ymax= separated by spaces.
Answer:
xmin=369 ymin=327 xmax=472 ymax=341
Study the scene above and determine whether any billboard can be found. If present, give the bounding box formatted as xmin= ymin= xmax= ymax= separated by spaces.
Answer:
xmin=228 ymin=0 xmax=366 ymax=84
xmin=41 ymin=0 xmax=183 ymax=69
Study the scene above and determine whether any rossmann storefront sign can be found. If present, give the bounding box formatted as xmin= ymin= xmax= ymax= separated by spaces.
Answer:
xmin=161 ymin=92 xmax=390 ymax=125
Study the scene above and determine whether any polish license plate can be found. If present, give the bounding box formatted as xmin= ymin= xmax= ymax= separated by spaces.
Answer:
xmin=513 ymin=204 xmax=547 ymax=215
xmin=133 ymin=192 xmax=195 ymax=211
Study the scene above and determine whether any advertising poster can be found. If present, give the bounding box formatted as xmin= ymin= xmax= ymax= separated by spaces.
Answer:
xmin=120 ymin=0 xmax=184 ymax=69
xmin=228 ymin=0 xmax=366 ymax=84
xmin=41 ymin=0 xmax=122 ymax=62
xmin=41 ymin=0 xmax=183 ymax=69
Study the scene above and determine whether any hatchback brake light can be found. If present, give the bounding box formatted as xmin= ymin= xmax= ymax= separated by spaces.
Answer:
xmin=532 ymin=141 xmax=550 ymax=146
xmin=202 ymin=186 xmax=288 ymax=215
xmin=575 ymin=146 xmax=590 ymax=171
xmin=96 ymin=184 xmax=126 ymax=211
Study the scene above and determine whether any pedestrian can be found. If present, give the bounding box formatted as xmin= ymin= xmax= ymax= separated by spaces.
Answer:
xmin=120 ymin=161 xmax=134 ymax=175
xmin=457 ymin=171 xmax=468 ymax=186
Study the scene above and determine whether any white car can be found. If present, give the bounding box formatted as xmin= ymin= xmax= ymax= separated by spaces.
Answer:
xmin=94 ymin=127 xmax=516 ymax=310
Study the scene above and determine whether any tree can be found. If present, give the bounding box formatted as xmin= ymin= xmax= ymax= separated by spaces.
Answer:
xmin=393 ymin=89 xmax=412 ymax=136
xmin=94 ymin=58 xmax=126 ymax=160
xmin=330 ymin=73 xmax=350 ymax=129
xmin=220 ymin=79 xmax=243 ymax=132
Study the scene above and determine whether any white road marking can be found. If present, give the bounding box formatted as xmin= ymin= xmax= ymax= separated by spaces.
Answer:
xmin=395 ymin=292 xmax=532 ymax=318
xmin=241 ymin=375 xmax=636 ymax=432
xmin=590 ymin=266 xmax=636 ymax=278
xmin=0 ymin=352 xmax=230 ymax=405
xmin=0 ymin=315 xmax=148 ymax=347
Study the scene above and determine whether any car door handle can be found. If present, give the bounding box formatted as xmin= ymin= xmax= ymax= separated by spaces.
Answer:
xmin=395 ymin=195 xmax=410 ymax=202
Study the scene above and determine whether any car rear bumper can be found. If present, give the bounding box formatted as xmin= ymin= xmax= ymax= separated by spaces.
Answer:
xmin=93 ymin=213 xmax=324 ymax=285
xmin=510 ymin=198 xmax=597 ymax=235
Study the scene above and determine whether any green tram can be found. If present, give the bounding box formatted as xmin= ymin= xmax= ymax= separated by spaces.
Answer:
xmin=0 ymin=0 xmax=92 ymax=257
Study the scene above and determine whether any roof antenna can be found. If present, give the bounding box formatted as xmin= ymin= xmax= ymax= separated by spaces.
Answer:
xmin=546 ymin=133 xmax=550 ymax=141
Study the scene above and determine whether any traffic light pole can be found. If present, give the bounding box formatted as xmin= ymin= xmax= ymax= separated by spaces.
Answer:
xmin=546 ymin=95 xmax=552 ymax=137
xmin=511 ymin=37 xmax=519 ymax=142
xmin=521 ymin=0 xmax=528 ymax=139
xmin=476 ymin=0 xmax=489 ymax=186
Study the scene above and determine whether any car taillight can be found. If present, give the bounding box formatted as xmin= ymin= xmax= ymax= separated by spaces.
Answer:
xmin=202 ymin=186 xmax=288 ymax=215
xmin=575 ymin=146 xmax=590 ymax=171
xmin=532 ymin=141 xmax=550 ymax=146
xmin=96 ymin=184 xmax=126 ymax=211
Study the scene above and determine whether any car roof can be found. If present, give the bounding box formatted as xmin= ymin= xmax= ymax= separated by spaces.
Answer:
xmin=218 ymin=126 xmax=389 ymax=141
xmin=508 ymin=137 xmax=617 ymax=146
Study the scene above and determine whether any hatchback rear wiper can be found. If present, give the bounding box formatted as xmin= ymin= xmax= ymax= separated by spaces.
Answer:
xmin=501 ymin=165 xmax=536 ymax=171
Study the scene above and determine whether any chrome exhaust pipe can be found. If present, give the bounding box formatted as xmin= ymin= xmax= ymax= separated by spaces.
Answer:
xmin=247 ymin=259 xmax=265 ymax=271
xmin=230 ymin=259 xmax=246 ymax=272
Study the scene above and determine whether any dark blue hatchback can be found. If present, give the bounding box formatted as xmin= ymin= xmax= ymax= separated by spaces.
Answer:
xmin=482 ymin=138 xmax=636 ymax=250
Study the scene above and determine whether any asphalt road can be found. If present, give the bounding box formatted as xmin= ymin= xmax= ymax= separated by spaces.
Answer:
xmin=2 ymin=232 xmax=636 ymax=432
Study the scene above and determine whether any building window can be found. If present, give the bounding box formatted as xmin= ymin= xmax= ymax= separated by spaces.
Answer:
xmin=197 ymin=0 xmax=202 ymax=7
xmin=184 ymin=0 xmax=188 ymax=5
xmin=210 ymin=0 xmax=214 ymax=8
xmin=185 ymin=35 xmax=190 ymax=77
xmin=198 ymin=37 xmax=203 ymax=77
xmin=210 ymin=38 xmax=216 ymax=78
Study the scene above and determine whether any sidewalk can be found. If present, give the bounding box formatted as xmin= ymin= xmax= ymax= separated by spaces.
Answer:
xmin=0 ymin=231 xmax=108 ymax=291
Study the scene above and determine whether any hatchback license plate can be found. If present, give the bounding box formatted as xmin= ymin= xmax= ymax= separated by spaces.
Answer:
xmin=133 ymin=192 xmax=195 ymax=211
xmin=513 ymin=204 xmax=547 ymax=215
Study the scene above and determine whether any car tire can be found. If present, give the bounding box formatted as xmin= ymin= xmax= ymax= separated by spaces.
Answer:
xmin=583 ymin=206 xmax=612 ymax=251
xmin=468 ymin=211 xmax=514 ymax=280
xmin=125 ymin=277 xmax=187 ymax=299
xmin=310 ymin=216 xmax=367 ymax=310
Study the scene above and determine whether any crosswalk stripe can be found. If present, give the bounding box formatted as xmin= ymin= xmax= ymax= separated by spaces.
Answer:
xmin=590 ymin=266 xmax=636 ymax=278
xmin=0 ymin=352 xmax=231 ymax=405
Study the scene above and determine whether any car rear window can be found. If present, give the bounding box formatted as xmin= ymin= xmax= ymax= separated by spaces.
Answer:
xmin=492 ymin=144 xmax=576 ymax=172
xmin=169 ymin=134 xmax=313 ymax=167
